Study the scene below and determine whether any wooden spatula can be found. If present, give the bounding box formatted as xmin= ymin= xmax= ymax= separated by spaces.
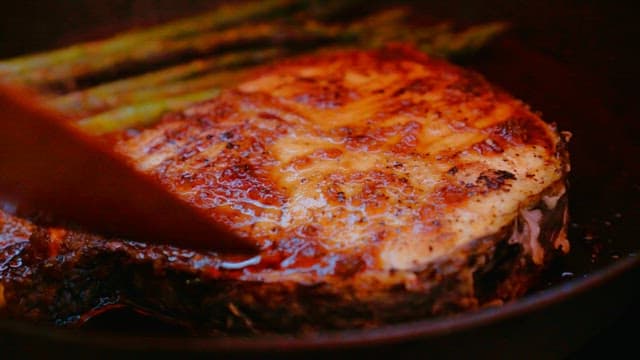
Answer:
xmin=0 ymin=83 xmax=256 ymax=253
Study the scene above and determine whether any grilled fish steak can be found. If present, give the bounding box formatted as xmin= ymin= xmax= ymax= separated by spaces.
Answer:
xmin=0 ymin=45 xmax=570 ymax=332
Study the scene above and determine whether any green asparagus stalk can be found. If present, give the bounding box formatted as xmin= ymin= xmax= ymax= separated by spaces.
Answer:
xmin=0 ymin=0 xmax=371 ymax=90
xmin=51 ymin=48 xmax=284 ymax=116
xmin=0 ymin=0 xmax=299 ymax=79
xmin=418 ymin=22 xmax=509 ymax=58
xmin=3 ymin=22 xmax=287 ymax=89
xmin=353 ymin=18 xmax=508 ymax=59
xmin=78 ymin=70 xmax=243 ymax=119
xmin=6 ymin=19 xmax=354 ymax=91
xmin=77 ymin=89 xmax=221 ymax=135
xmin=48 ymin=9 xmax=409 ymax=116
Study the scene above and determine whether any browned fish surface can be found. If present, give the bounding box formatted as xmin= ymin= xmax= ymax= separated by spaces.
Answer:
xmin=119 ymin=44 xmax=568 ymax=277
xmin=0 ymin=45 xmax=569 ymax=332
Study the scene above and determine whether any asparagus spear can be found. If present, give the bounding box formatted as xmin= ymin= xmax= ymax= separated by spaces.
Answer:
xmin=49 ymin=9 xmax=409 ymax=116
xmin=4 ymin=22 xmax=285 ymax=89
xmin=420 ymin=22 xmax=509 ymax=58
xmin=12 ymin=19 xmax=355 ymax=92
xmin=0 ymin=0 xmax=369 ymax=90
xmin=0 ymin=0 xmax=299 ymax=79
xmin=78 ymin=70 xmax=244 ymax=119
xmin=77 ymin=89 xmax=221 ymax=135
xmin=51 ymin=48 xmax=284 ymax=116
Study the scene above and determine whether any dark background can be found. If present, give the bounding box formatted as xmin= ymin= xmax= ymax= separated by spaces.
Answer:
xmin=1 ymin=1 xmax=639 ymax=358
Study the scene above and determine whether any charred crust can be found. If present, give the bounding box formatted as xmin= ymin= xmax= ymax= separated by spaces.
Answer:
xmin=476 ymin=170 xmax=516 ymax=190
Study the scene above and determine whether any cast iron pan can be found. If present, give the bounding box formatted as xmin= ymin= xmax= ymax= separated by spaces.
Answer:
xmin=1 ymin=1 xmax=638 ymax=358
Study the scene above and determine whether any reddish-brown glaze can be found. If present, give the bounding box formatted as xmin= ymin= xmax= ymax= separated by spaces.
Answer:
xmin=111 ymin=44 xmax=565 ymax=278
xmin=0 ymin=46 xmax=571 ymax=331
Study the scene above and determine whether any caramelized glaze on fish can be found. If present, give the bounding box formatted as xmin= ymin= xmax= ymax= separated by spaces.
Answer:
xmin=0 ymin=45 xmax=570 ymax=332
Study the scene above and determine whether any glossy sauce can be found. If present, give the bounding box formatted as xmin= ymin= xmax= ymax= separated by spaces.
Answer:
xmin=113 ymin=45 xmax=566 ymax=277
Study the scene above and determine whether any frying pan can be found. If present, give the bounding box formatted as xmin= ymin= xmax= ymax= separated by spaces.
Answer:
xmin=1 ymin=0 xmax=638 ymax=358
